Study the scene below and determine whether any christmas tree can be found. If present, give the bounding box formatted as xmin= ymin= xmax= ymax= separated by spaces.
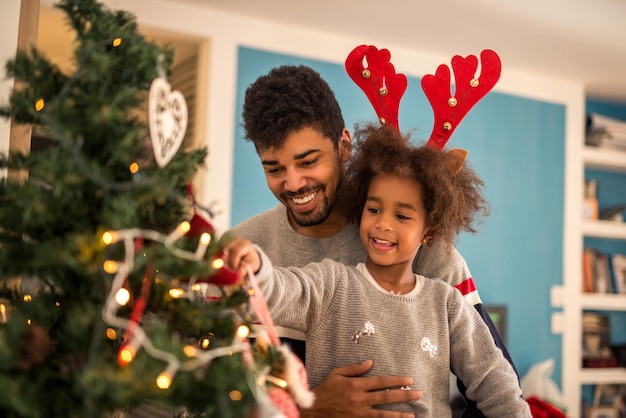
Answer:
xmin=0 ymin=1 xmax=308 ymax=417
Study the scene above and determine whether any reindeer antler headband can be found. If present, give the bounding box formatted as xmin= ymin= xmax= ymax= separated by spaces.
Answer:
xmin=345 ymin=45 xmax=501 ymax=152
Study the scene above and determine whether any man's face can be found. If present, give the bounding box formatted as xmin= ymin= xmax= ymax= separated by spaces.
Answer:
xmin=259 ymin=126 xmax=351 ymax=228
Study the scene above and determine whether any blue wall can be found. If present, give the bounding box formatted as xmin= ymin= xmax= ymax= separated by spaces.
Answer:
xmin=231 ymin=46 xmax=566 ymax=384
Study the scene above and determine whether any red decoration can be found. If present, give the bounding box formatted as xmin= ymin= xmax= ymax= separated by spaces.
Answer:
xmin=249 ymin=386 xmax=300 ymax=418
xmin=183 ymin=197 xmax=238 ymax=286
xmin=345 ymin=44 xmax=407 ymax=130
xmin=422 ymin=49 xmax=501 ymax=150
xmin=186 ymin=212 xmax=215 ymax=238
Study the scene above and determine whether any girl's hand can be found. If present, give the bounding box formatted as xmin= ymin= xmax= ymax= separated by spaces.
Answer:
xmin=224 ymin=237 xmax=262 ymax=279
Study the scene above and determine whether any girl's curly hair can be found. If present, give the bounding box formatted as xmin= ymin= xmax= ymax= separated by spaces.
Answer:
xmin=345 ymin=123 xmax=490 ymax=249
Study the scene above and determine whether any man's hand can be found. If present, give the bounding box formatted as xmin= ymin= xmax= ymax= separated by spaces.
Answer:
xmin=301 ymin=359 xmax=422 ymax=418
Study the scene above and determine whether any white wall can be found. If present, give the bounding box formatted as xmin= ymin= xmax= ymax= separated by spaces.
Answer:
xmin=85 ymin=0 xmax=585 ymax=235
xmin=0 ymin=0 xmax=21 ymax=170
xmin=34 ymin=0 xmax=587 ymax=235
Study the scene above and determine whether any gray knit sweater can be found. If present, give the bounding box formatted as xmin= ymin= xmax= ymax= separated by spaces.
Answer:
xmin=254 ymin=249 xmax=531 ymax=417
xmin=229 ymin=205 xmax=472 ymax=289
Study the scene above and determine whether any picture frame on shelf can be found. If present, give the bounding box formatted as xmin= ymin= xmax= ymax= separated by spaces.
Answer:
xmin=593 ymin=384 xmax=626 ymax=417
xmin=588 ymin=407 xmax=619 ymax=418
xmin=582 ymin=313 xmax=617 ymax=368
xmin=485 ymin=305 xmax=507 ymax=344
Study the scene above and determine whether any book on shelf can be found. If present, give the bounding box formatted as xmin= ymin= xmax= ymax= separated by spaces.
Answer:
xmin=586 ymin=113 xmax=626 ymax=151
xmin=582 ymin=248 xmax=626 ymax=295
xmin=611 ymin=253 xmax=626 ymax=295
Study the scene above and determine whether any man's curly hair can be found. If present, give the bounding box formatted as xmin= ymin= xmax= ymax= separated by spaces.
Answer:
xmin=242 ymin=65 xmax=346 ymax=153
xmin=345 ymin=124 xmax=490 ymax=249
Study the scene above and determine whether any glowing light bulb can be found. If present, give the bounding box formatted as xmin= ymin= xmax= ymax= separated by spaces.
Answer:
xmin=35 ymin=98 xmax=44 ymax=111
xmin=156 ymin=373 xmax=172 ymax=389
xmin=212 ymin=258 xmax=224 ymax=269
xmin=168 ymin=288 xmax=184 ymax=298
xmin=200 ymin=232 xmax=211 ymax=245
xmin=106 ymin=328 xmax=117 ymax=340
xmin=23 ymin=294 xmax=32 ymax=302
xmin=200 ymin=338 xmax=210 ymax=349
xmin=129 ymin=162 xmax=139 ymax=174
xmin=183 ymin=345 xmax=197 ymax=357
xmin=115 ymin=288 xmax=131 ymax=305
xmin=118 ymin=345 xmax=136 ymax=365
xmin=270 ymin=376 xmax=288 ymax=388
xmin=229 ymin=390 xmax=243 ymax=401
xmin=112 ymin=37 xmax=122 ymax=47
xmin=236 ymin=325 xmax=250 ymax=339
xmin=102 ymin=231 xmax=117 ymax=245
xmin=167 ymin=221 xmax=191 ymax=242
xmin=103 ymin=260 xmax=118 ymax=274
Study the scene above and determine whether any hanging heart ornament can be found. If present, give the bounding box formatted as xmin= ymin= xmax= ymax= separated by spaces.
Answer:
xmin=148 ymin=77 xmax=188 ymax=167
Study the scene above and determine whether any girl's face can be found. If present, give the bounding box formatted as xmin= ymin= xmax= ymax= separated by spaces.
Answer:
xmin=359 ymin=173 xmax=428 ymax=271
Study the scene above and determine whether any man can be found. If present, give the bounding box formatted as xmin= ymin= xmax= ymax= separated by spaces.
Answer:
xmin=229 ymin=64 xmax=517 ymax=417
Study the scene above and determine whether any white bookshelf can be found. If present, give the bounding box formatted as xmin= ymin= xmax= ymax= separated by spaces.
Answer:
xmin=561 ymin=144 xmax=626 ymax=418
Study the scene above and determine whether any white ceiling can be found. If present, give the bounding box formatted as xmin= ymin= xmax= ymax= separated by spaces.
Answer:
xmin=38 ymin=0 xmax=626 ymax=104
xmin=176 ymin=0 xmax=626 ymax=104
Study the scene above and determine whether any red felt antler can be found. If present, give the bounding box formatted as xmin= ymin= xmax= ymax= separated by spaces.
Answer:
xmin=422 ymin=49 xmax=501 ymax=150
xmin=345 ymin=45 xmax=407 ymax=130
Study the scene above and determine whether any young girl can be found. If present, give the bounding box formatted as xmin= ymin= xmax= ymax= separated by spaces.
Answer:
xmin=226 ymin=124 xmax=531 ymax=417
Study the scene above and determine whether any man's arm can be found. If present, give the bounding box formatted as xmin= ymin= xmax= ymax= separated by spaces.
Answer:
xmin=300 ymin=360 xmax=421 ymax=418
xmin=414 ymin=242 xmax=519 ymax=418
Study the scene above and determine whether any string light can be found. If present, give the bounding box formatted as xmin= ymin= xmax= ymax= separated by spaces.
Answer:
xmin=266 ymin=375 xmax=288 ymax=389
xmin=100 ymin=223 xmax=251 ymax=391
xmin=168 ymin=288 xmax=184 ymax=298
xmin=156 ymin=364 xmax=177 ymax=390
xmin=0 ymin=304 xmax=6 ymax=323
xmin=200 ymin=338 xmax=210 ymax=349
xmin=236 ymin=325 xmax=250 ymax=340
xmin=23 ymin=295 xmax=32 ymax=302
xmin=115 ymin=288 xmax=131 ymax=305
xmin=118 ymin=345 xmax=136 ymax=366
xmin=118 ymin=335 xmax=142 ymax=366
xmin=229 ymin=390 xmax=243 ymax=401
xmin=156 ymin=372 xmax=172 ymax=390
xmin=212 ymin=258 xmax=224 ymax=269
xmin=35 ymin=98 xmax=44 ymax=111
xmin=129 ymin=162 xmax=139 ymax=174
xmin=103 ymin=260 xmax=118 ymax=274
xmin=112 ymin=37 xmax=122 ymax=47
xmin=194 ymin=232 xmax=211 ymax=258
xmin=102 ymin=231 xmax=118 ymax=245
xmin=166 ymin=221 xmax=191 ymax=243
xmin=106 ymin=328 xmax=117 ymax=340
xmin=183 ymin=345 xmax=197 ymax=357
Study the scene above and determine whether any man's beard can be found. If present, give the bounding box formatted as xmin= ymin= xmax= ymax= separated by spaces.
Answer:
xmin=285 ymin=171 xmax=344 ymax=228
xmin=289 ymin=189 xmax=332 ymax=227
